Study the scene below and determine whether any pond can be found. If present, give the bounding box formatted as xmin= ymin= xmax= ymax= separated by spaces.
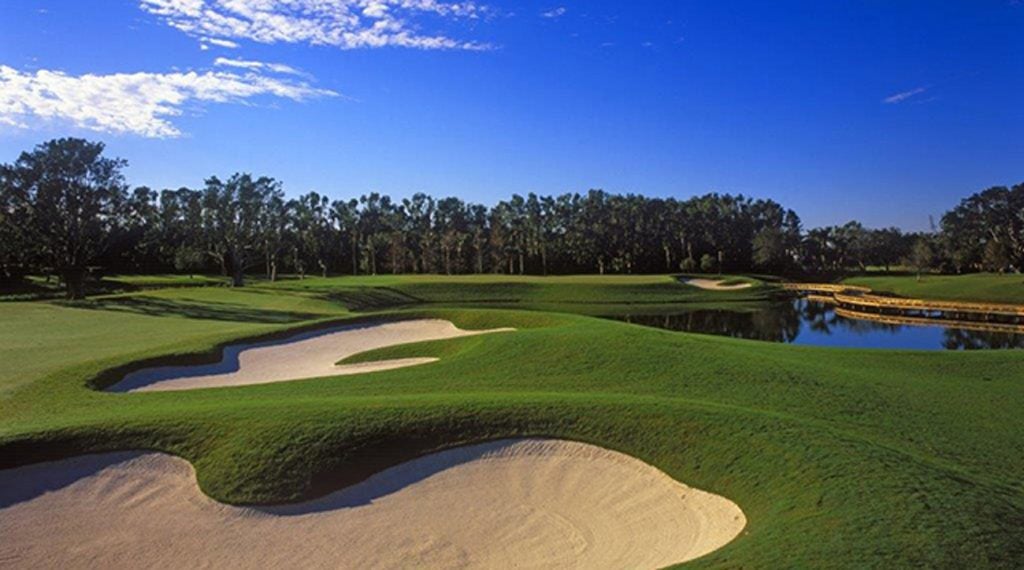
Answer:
xmin=606 ymin=297 xmax=1024 ymax=350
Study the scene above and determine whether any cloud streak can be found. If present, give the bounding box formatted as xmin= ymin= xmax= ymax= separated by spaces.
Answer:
xmin=205 ymin=37 xmax=240 ymax=49
xmin=214 ymin=57 xmax=305 ymax=76
xmin=0 ymin=65 xmax=337 ymax=138
xmin=541 ymin=7 xmax=567 ymax=19
xmin=884 ymin=86 xmax=927 ymax=104
xmin=140 ymin=0 xmax=493 ymax=51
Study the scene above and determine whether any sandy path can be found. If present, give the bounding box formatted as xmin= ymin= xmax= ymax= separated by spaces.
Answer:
xmin=684 ymin=278 xmax=753 ymax=291
xmin=0 ymin=439 xmax=745 ymax=569
xmin=109 ymin=319 xmax=514 ymax=392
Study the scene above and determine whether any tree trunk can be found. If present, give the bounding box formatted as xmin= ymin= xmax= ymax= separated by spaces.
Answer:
xmin=63 ymin=267 xmax=86 ymax=300
xmin=350 ymin=235 xmax=359 ymax=276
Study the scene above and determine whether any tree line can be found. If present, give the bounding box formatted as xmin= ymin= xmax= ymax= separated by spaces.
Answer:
xmin=1 ymin=138 xmax=1020 ymax=298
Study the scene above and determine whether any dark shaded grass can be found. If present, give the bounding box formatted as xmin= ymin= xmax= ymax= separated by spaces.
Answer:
xmin=56 ymin=296 xmax=327 ymax=323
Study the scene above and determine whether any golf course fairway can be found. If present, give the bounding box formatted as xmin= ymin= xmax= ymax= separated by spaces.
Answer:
xmin=0 ymin=275 xmax=1022 ymax=568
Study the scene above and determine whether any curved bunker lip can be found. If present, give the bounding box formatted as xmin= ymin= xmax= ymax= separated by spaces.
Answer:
xmin=0 ymin=438 xmax=746 ymax=569
xmin=107 ymin=319 xmax=514 ymax=393
xmin=682 ymin=278 xmax=754 ymax=291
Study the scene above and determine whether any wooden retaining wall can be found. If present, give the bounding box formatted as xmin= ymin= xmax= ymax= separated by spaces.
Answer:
xmin=781 ymin=283 xmax=872 ymax=294
xmin=833 ymin=308 xmax=1024 ymax=334
xmin=833 ymin=293 xmax=1024 ymax=318
xmin=783 ymin=282 xmax=1024 ymax=318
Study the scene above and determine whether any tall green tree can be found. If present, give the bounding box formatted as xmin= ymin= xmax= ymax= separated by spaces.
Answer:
xmin=1 ymin=138 xmax=128 ymax=298
xmin=910 ymin=234 xmax=937 ymax=281
xmin=201 ymin=173 xmax=279 ymax=287
xmin=330 ymin=198 xmax=360 ymax=276
xmin=0 ymin=165 xmax=29 ymax=283
xmin=436 ymin=197 xmax=468 ymax=275
xmin=290 ymin=192 xmax=333 ymax=278
xmin=941 ymin=185 xmax=1024 ymax=271
xmin=752 ymin=226 xmax=788 ymax=272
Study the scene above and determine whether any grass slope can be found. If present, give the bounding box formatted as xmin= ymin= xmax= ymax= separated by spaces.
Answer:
xmin=1 ymin=275 xmax=1022 ymax=568
xmin=845 ymin=273 xmax=1024 ymax=304
xmin=265 ymin=273 xmax=774 ymax=313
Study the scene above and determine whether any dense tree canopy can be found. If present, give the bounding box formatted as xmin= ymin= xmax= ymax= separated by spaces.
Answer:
xmin=1 ymin=139 xmax=128 ymax=298
xmin=941 ymin=184 xmax=1024 ymax=273
xmin=0 ymin=138 xmax=1019 ymax=296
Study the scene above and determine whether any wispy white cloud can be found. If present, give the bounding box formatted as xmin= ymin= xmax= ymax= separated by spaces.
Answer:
xmin=0 ymin=65 xmax=337 ymax=138
xmin=205 ymin=37 xmax=240 ymax=49
xmin=140 ymin=0 xmax=493 ymax=51
xmin=541 ymin=7 xmax=567 ymax=19
xmin=214 ymin=57 xmax=304 ymax=76
xmin=884 ymin=86 xmax=927 ymax=104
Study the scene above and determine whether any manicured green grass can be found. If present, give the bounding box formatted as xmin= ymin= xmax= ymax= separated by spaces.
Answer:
xmin=1 ymin=274 xmax=234 ymax=301
xmin=105 ymin=274 xmax=233 ymax=288
xmin=844 ymin=273 xmax=1024 ymax=304
xmin=1 ymin=275 xmax=1022 ymax=567
xmin=264 ymin=273 xmax=774 ymax=309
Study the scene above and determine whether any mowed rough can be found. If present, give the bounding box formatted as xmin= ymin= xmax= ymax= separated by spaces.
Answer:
xmin=0 ymin=439 xmax=746 ymax=569
xmin=110 ymin=319 xmax=514 ymax=392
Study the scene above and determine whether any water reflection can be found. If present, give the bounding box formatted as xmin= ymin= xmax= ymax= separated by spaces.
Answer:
xmin=609 ymin=298 xmax=1024 ymax=351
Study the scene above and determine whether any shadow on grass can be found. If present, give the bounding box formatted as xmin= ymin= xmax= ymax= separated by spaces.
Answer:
xmin=1 ymin=278 xmax=129 ymax=302
xmin=326 ymin=287 xmax=423 ymax=311
xmin=56 ymin=296 xmax=324 ymax=323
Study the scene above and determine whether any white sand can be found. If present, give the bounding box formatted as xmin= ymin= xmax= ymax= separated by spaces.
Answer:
xmin=0 ymin=439 xmax=746 ymax=569
xmin=109 ymin=319 xmax=514 ymax=392
xmin=684 ymin=278 xmax=753 ymax=291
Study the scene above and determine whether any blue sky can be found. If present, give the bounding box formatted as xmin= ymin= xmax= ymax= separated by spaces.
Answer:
xmin=1 ymin=0 xmax=1021 ymax=230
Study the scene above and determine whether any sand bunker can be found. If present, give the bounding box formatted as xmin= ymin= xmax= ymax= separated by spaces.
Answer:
xmin=109 ymin=319 xmax=514 ymax=392
xmin=0 ymin=439 xmax=745 ymax=569
xmin=684 ymin=278 xmax=753 ymax=291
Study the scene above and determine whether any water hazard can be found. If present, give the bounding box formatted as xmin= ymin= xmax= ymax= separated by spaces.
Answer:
xmin=607 ymin=297 xmax=1024 ymax=350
